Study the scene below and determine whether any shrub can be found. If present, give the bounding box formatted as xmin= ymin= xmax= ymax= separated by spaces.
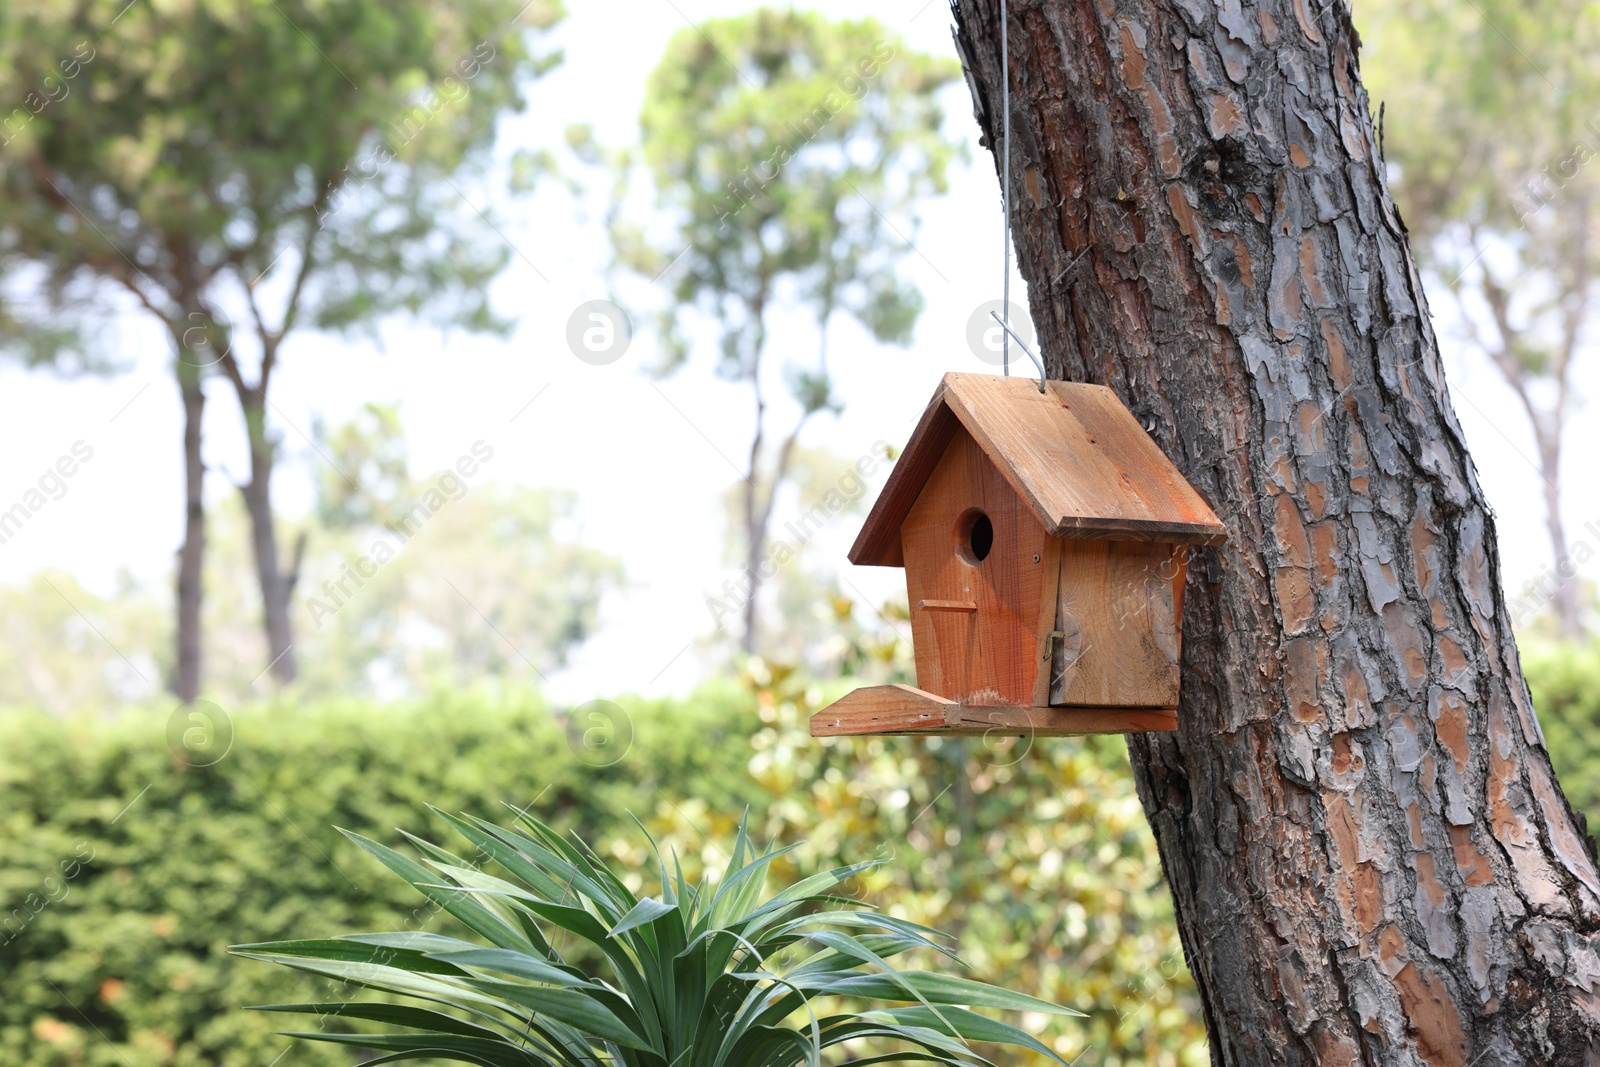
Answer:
xmin=239 ymin=812 xmax=1078 ymax=1065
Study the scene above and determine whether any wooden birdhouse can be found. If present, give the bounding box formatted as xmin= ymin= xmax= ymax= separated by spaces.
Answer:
xmin=812 ymin=372 xmax=1227 ymax=738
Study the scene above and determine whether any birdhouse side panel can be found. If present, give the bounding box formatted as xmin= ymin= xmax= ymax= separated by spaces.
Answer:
xmin=1050 ymin=540 xmax=1183 ymax=708
xmin=899 ymin=429 xmax=1054 ymax=707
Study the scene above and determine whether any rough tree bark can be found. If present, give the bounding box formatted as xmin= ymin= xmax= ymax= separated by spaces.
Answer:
xmin=950 ymin=0 xmax=1600 ymax=1063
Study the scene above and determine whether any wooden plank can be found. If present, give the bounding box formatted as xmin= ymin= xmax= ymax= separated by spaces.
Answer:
xmin=943 ymin=373 xmax=1227 ymax=545
xmin=919 ymin=599 xmax=978 ymax=612
xmin=808 ymin=684 xmax=958 ymax=734
xmin=1031 ymin=536 xmax=1064 ymax=706
xmin=809 ymin=684 xmax=1177 ymax=736
xmin=900 ymin=427 xmax=1052 ymax=706
xmin=1050 ymin=540 xmax=1181 ymax=708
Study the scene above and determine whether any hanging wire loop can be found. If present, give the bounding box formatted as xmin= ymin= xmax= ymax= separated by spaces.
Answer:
xmin=989 ymin=311 xmax=1047 ymax=392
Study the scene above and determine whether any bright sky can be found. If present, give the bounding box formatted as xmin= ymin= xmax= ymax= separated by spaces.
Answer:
xmin=0 ymin=0 xmax=1592 ymax=705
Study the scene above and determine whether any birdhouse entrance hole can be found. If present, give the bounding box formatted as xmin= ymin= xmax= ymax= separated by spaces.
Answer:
xmin=956 ymin=509 xmax=993 ymax=564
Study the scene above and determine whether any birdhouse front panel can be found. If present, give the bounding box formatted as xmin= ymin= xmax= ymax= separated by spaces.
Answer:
xmin=900 ymin=426 xmax=1054 ymax=707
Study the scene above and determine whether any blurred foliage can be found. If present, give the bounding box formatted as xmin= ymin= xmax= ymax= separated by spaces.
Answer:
xmin=0 ymin=675 xmax=1207 ymax=1066
xmin=0 ymin=0 xmax=563 ymax=357
xmin=1527 ymin=638 xmax=1600 ymax=830
xmin=716 ymin=443 xmax=894 ymax=665
xmin=613 ymin=9 xmax=962 ymax=652
xmin=312 ymin=403 xmax=412 ymax=531
xmin=1358 ymin=0 xmax=1600 ymax=245
xmin=0 ymin=480 xmax=621 ymax=710
xmin=0 ymin=0 xmax=567 ymax=691
xmin=1358 ymin=0 xmax=1600 ymax=635
xmin=0 ymin=571 xmax=164 ymax=711
xmin=290 ymin=483 xmax=624 ymax=698
xmin=623 ymin=8 xmax=962 ymax=374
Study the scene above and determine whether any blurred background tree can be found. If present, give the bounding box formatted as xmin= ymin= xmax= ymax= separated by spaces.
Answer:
xmin=0 ymin=405 xmax=623 ymax=708
xmin=0 ymin=0 xmax=564 ymax=699
xmin=1359 ymin=0 xmax=1600 ymax=638
xmin=614 ymin=10 xmax=961 ymax=654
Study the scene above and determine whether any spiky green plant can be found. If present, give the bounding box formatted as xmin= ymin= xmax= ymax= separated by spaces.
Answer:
xmin=234 ymin=809 xmax=1080 ymax=1067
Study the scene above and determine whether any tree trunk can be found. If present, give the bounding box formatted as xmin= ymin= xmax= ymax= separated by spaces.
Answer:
xmin=1535 ymin=432 xmax=1581 ymax=639
xmin=237 ymin=385 xmax=299 ymax=686
xmin=951 ymin=1 xmax=1600 ymax=1063
xmin=173 ymin=352 xmax=205 ymax=702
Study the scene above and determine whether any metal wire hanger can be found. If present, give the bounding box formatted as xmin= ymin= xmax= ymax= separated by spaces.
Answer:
xmin=992 ymin=0 xmax=1046 ymax=394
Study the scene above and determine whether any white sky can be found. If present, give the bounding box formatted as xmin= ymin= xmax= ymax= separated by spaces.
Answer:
xmin=0 ymin=0 xmax=1592 ymax=704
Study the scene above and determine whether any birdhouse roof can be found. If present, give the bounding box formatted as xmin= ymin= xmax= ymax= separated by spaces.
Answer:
xmin=850 ymin=373 xmax=1228 ymax=567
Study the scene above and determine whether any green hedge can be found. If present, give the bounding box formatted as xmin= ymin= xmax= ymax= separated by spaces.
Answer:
xmin=0 ymin=685 xmax=761 ymax=1067
xmin=3 ymin=678 xmax=1208 ymax=1066
xmin=1526 ymin=639 xmax=1600 ymax=829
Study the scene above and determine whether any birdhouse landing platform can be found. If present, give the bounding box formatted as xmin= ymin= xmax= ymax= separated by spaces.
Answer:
xmin=813 ymin=372 xmax=1227 ymax=739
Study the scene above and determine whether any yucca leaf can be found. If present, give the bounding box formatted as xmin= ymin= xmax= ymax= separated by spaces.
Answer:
xmin=339 ymin=828 xmax=537 ymax=953
xmin=610 ymin=897 xmax=676 ymax=939
xmin=787 ymin=932 xmax=943 ymax=975
xmin=427 ymin=947 xmax=598 ymax=987
xmin=719 ymin=1023 xmax=818 ymax=1067
xmin=447 ymin=810 xmax=582 ymax=901
xmin=251 ymin=1000 xmax=518 ymax=1040
xmin=230 ymin=938 xmax=471 ymax=976
xmin=815 ymin=1018 xmax=983 ymax=1063
xmin=346 ymin=1051 xmax=543 ymax=1067
xmin=776 ymin=912 xmax=960 ymax=964
xmin=275 ymin=1029 xmax=548 ymax=1066
xmin=830 ymin=1054 xmax=978 ymax=1067
xmin=233 ymin=952 xmax=520 ymax=1016
xmin=506 ymin=814 xmax=636 ymax=918
xmin=861 ymin=1007 xmax=1069 ymax=1064
xmin=345 ymin=932 xmax=493 ymax=954
xmin=795 ymin=970 xmax=1084 ymax=1015
xmin=398 ymin=827 xmax=482 ymax=870
xmin=456 ymin=980 xmax=655 ymax=1052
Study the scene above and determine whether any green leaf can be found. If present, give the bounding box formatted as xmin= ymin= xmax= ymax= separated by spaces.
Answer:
xmin=610 ymin=896 xmax=677 ymax=938
xmin=799 ymin=971 xmax=1083 ymax=1016
xmin=426 ymin=947 xmax=597 ymax=988
xmin=861 ymin=1007 xmax=1070 ymax=1064
xmin=460 ymin=980 xmax=654 ymax=1051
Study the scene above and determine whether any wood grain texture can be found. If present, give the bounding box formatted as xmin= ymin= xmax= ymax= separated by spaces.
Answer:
xmin=1050 ymin=541 xmax=1182 ymax=708
xmin=809 ymin=683 xmax=1179 ymax=736
xmin=851 ymin=372 xmax=1228 ymax=567
xmin=1032 ymin=535 xmax=1066 ymax=706
xmin=952 ymin=0 xmax=1600 ymax=1062
xmin=918 ymin=599 xmax=979 ymax=612
xmin=902 ymin=427 xmax=1052 ymax=705
xmin=945 ymin=372 xmax=1231 ymax=543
